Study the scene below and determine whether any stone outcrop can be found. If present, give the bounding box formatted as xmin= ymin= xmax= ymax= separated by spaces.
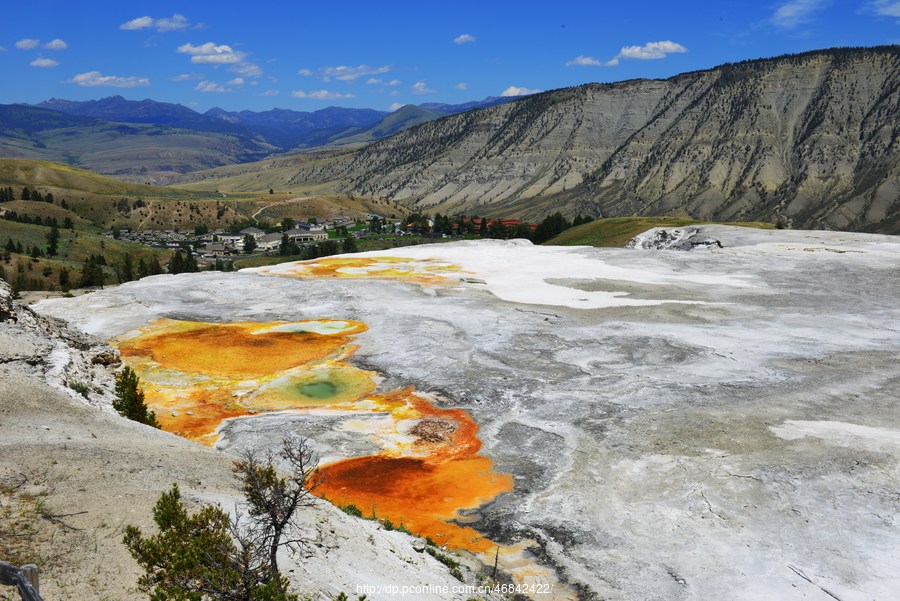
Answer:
xmin=0 ymin=281 xmax=120 ymax=410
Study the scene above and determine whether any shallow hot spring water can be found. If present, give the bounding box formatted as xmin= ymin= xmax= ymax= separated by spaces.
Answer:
xmin=114 ymin=317 xmax=513 ymax=552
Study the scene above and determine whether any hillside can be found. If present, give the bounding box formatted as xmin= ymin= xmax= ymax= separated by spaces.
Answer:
xmin=0 ymin=158 xmax=396 ymax=232
xmin=325 ymin=105 xmax=450 ymax=147
xmin=0 ymin=104 xmax=278 ymax=183
xmin=178 ymin=46 xmax=900 ymax=233
xmin=0 ymin=158 xmax=249 ymax=231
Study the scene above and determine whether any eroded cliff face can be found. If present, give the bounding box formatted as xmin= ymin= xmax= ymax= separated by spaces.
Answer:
xmin=587 ymin=50 xmax=900 ymax=231
xmin=210 ymin=47 xmax=898 ymax=231
xmin=0 ymin=282 xmax=121 ymax=408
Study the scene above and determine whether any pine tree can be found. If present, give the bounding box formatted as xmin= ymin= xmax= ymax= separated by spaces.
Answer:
xmin=113 ymin=366 xmax=158 ymax=427
xmin=46 ymin=226 xmax=60 ymax=256
xmin=79 ymin=256 xmax=105 ymax=288
xmin=168 ymin=251 xmax=185 ymax=274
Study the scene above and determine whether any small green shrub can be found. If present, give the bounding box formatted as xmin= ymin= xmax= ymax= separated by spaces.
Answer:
xmin=425 ymin=546 xmax=464 ymax=581
xmin=382 ymin=518 xmax=394 ymax=531
xmin=340 ymin=503 xmax=363 ymax=518
xmin=68 ymin=381 xmax=90 ymax=398
xmin=396 ymin=521 xmax=412 ymax=535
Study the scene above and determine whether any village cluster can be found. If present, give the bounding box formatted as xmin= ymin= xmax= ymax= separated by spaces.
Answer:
xmin=108 ymin=222 xmax=332 ymax=258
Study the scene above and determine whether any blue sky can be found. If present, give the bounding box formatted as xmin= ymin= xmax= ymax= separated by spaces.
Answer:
xmin=1 ymin=0 xmax=898 ymax=113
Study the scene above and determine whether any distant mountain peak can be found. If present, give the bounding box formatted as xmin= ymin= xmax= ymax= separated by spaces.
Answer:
xmin=417 ymin=95 xmax=521 ymax=114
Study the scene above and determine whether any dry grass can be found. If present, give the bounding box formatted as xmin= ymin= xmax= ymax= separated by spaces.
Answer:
xmin=0 ymin=467 xmax=85 ymax=579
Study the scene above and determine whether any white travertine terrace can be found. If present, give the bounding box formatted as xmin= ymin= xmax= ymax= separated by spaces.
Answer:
xmin=35 ymin=226 xmax=900 ymax=601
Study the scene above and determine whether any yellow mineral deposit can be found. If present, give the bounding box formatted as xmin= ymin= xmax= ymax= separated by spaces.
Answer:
xmin=256 ymin=256 xmax=470 ymax=285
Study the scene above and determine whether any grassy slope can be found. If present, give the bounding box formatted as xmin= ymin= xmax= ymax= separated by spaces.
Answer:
xmin=0 ymin=158 xmax=254 ymax=231
xmin=0 ymin=158 xmax=213 ymax=199
xmin=546 ymin=217 xmax=775 ymax=247
xmin=0 ymin=220 xmax=170 ymax=290
xmin=1 ymin=158 xmax=405 ymax=232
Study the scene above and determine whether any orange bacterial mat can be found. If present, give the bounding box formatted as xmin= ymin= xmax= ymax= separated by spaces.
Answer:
xmin=113 ymin=317 xmax=511 ymax=553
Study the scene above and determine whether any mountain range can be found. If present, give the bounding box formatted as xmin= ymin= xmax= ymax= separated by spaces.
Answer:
xmin=177 ymin=46 xmax=900 ymax=233
xmin=0 ymin=95 xmax=520 ymax=182
xmin=35 ymin=94 xmax=520 ymax=150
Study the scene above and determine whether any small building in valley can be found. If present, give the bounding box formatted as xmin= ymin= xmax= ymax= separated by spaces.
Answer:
xmin=286 ymin=224 xmax=328 ymax=243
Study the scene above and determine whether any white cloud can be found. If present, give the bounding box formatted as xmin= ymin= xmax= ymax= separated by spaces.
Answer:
xmin=171 ymin=73 xmax=203 ymax=81
xmin=68 ymin=71 xmax=149 ymax=88
xmin=456 ymin=82 xmax=468 ymax=90
xmin=617 ymin=40 xmax=687 ymax=60
xmin=291 ymin=89 xmax=355 ymax=100
xmin=0 ymin=46 xmax=6 ymax=52
xmin=390 ymin=102 xmax=405 ymax=111
xmin=30 ymin=58 xmax=59 ymax=68
xmin=385 ymin=79 xmax=401 ymax=86
xmin=597 ymin=41 xmax=688 ymax=67
xmin=15 ymin=39 xmax=40 ymax=50
xmin=177 ymin=42 xmax=245 ymax=64
xmin=320 ymin=64 xmax=390 ymax=82
xmin=259 ymin=89 xmax=279 ymax=97
xmin=120 ymin=16 xmax=154 ymax=30
xmin=454 ymin=33 xmax=476 ymax=45
xmin=44 ymin=39 xmax=67 ymax=50
xmin=120 ymin=14 xmax=191 ymax=31
xmin=501 ymin=86 xmax=541 ymax=97
xmin=231 ymin=62 xmax=262 ymax=77
xmin=411 ymin=81 xmax=436 ymax=94
xmin=867 ymin=0 xmax=900 ymax=17
xmin=565 ymin=55 xmax=603 ymax=67
xmin=298 ymin=68 xmax=313 ymax=76
xmin=227 ymin=77 xmax=245 ymax=86
xmin=770 ymin=0 xmax=829 ymax=29
xmin=195 ymin=81 xmax=228 ymax=93
xmin=156 ymin=14 xmax=190 ymax=32
xmin=367 ymin=77 xmax=383 ymax=84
